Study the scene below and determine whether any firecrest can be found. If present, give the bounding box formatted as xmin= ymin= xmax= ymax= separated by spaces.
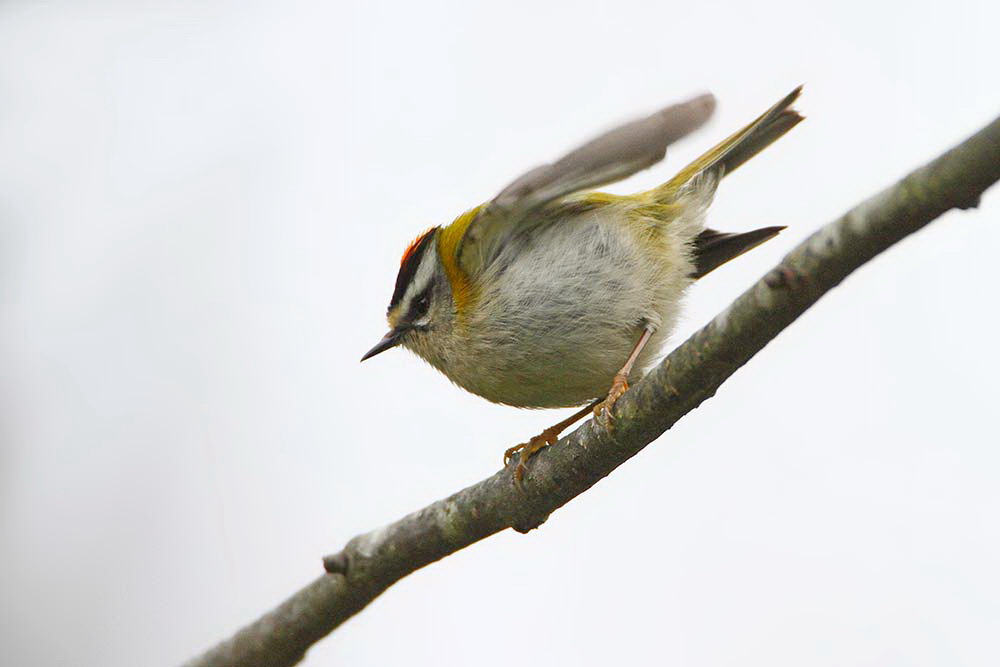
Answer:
xmin=363 ymin=87 xmax=804 ymax=482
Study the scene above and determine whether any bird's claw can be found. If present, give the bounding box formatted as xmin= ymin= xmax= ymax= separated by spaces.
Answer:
xmin=504 ymin=430 xmax=559 ymax=488
xmin=594 ymin=375 xmax=629 ymax=428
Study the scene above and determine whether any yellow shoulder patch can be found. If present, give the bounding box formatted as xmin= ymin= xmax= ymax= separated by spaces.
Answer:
xmin=436 ymin=203 xmax=484 ymax=319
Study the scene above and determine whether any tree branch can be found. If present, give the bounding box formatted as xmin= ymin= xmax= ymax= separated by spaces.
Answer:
xmin=184 ymin=113 xmax=1000 ymax=667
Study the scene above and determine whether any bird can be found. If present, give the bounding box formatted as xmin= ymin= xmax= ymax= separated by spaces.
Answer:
xmin=362 ymin=87 xmax=804 ymax=482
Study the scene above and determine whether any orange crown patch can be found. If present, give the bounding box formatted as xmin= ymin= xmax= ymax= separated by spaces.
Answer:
xmin=400 ymin=227 xmax=437 ymax=266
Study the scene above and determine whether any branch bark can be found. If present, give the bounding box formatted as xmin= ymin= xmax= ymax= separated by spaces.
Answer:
xmin=184 ymin=113 xmax=1000 ymax=667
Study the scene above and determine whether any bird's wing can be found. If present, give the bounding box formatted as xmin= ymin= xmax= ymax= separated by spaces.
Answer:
xmin=453 ymin=93 xmax=716 ymax=277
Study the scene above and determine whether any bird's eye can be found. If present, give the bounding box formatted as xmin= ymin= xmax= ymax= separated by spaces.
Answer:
xmin=411 ymin=291 xmax=431 ymax=318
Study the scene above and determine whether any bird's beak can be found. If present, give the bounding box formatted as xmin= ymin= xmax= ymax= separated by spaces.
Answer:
xmin=360 ymin=328 xmax=405 ymax=362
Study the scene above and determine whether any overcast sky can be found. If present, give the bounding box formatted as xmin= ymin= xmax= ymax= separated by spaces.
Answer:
xmin=2 ymin=1 xmax=999 ymax=666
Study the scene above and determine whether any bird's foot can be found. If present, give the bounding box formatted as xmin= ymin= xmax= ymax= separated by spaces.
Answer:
xmin=593 ymin=373 xmax=629 ymax=427
xmin=504 ymin=428 xmax=560 ymax=487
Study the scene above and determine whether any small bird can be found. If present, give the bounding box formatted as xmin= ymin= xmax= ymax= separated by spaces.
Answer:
xmin=363 ymin=87 xmax=803 ymax=482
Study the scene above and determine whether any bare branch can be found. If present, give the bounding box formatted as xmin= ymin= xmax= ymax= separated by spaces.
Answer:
xmin=184 ymin=113 xmax=1000 ymax=667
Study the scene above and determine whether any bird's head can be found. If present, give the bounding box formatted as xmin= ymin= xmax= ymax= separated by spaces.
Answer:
xmin=362 ymin=226 xmax=455 ymax=362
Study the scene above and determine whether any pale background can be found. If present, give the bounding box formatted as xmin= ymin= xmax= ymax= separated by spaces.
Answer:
xmin=2 ymin=1 xmax=999 ymax=665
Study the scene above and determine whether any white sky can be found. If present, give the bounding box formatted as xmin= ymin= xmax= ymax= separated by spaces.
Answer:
xmin=2 ymin=1 xmax=999 ymax=666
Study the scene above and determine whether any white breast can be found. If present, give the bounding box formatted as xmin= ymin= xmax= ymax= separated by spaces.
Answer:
xmin=439 ymin=206 xmax=699 ymax=408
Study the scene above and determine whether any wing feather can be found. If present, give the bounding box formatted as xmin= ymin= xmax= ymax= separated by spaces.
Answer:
xmin=455 ymin=93 xmax=716 ymax=276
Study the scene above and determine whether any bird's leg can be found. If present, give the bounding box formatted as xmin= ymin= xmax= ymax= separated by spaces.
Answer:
xmin=594 ymin=324 xmax=656 ymax=422
xmin=503 ymin=324 xmax=655 ymax=485
xmin=505 ymin=399 xmax=601 ymax=485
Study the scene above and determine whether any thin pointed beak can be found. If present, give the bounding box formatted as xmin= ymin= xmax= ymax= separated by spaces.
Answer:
xmin=360 ymin=329 xmax=404 ymax=362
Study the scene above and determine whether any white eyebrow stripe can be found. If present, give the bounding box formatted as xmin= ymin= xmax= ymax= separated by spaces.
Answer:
xmin=398 ymin=246 xmax=438 ymax=316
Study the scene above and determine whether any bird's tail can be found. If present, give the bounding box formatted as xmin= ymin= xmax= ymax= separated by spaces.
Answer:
xmin=689 ymin=226 xmax=785 ymax=279
xmin=651 ymin=86 xmax=804 ymax=204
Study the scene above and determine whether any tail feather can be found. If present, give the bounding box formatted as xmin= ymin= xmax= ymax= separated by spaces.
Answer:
xmin=653 ymin=86 xmax=804 ymax=203
xmin=690 ymin=226 xmax=785 ymax=279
